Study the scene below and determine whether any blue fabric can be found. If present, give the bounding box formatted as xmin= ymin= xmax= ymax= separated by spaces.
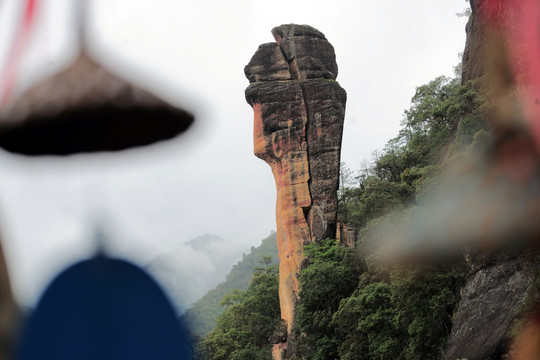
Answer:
xmin=18 ymin=255 xmax=192 ymax=359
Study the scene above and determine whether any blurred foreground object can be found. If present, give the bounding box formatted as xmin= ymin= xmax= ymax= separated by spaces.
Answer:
xmin=17 ymin=255 xmax=193 ymax=359
xmin=370 ymin=1 xmax=540 ymax=359
xmin=377 ymin=0 xmax=540 ymax=263
xmin=0 ymin=0 xmax=194 ymax=155
xmin=0 ymin=50 xmax=194 ymax=155
xmin=0 ymin=0 xmax=196 ymax=359
xmin=0 ymin=242 xmax=17 ymax=360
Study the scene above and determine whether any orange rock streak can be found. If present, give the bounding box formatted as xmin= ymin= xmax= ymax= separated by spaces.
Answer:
xmin=253 ymin=102 xmax=310 ymax=333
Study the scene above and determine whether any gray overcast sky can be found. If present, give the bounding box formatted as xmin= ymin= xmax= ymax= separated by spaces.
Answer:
xmin=0 ymin=0 xmax=469 ymax=307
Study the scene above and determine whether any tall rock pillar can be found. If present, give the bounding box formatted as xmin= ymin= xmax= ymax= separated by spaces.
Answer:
xmin=244 ymin=24 xmax=346 ymax=357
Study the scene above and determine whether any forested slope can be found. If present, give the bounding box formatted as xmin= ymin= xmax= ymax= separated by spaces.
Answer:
xmin=182 ymin=232 xmax=278 ymax=337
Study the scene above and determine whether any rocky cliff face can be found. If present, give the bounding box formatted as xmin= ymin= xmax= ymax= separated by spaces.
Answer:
xmin=444 ymin=250 xmax=537 ymax=360
xmin=461 ymin=0 xmax=489 ymax=83
xmin=244 ymin=24 xmax=346 ymax=358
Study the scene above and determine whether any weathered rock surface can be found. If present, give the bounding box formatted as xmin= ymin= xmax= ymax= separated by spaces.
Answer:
xmin=245 ymin=24 xmax=346 ymax=357
xmin=461 ymin=0 xmax=490 ymax=83
xmin=444 ymin=250 xmax=536 ymax=360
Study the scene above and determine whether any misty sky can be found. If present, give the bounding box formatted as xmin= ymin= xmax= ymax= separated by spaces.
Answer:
xmin=0 ymin=0 xmax=469 ymax=308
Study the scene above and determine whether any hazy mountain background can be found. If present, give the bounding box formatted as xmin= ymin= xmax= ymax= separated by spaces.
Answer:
xmin=182 ymin=232 xmax=279 ymax=336
xmin=145 ymin=233 xmax=249 ymax=314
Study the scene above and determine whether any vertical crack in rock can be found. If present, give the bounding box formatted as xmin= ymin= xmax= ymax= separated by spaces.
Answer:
xmin=245 ymin=24 xmax=346 ymax=359
xmin=273 ymin=26 xmax=314 ymax=241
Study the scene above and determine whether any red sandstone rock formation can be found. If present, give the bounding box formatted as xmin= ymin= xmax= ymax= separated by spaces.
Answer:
xmin=244 ymin=24 xmax=346 ymax=357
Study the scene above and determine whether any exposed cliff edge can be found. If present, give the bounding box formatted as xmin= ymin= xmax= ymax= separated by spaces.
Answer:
xmin=244 ymin=24 xmax=346 ymax=359
xmin=461 ymin=0 xmax=489 ymax=83
xmin=444 ymin=250 xmax=537 ymax=360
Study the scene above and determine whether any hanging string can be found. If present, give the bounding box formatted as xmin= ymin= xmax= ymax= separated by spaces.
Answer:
xmin=0 ymin=0 xmax=38 ymax=106
xmin=75 ymin=0 xmax=88 ymax=47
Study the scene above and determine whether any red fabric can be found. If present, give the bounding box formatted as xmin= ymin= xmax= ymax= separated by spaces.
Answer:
xmin=24 ymin=0 xmax=37 ymax=29
xmin=481 ymin=0 xmax=500 ymax=23
xmin=504 ymin=0 xmax=540 ymax=152
xmin=480 ymin=0 xmax=540 ymax=151
xmin=0 ymin=0 xmax=38 ymax=105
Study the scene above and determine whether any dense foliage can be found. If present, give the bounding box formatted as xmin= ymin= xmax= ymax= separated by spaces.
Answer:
xmin=331 ymin=266 xmax=463 ymax=360
xmin=339 ymin=75 xmax=488 ymax=231
xmin=290 ymin=238 xmax=365 ymax=360
xmin=290 ymin=241 xmax=463 ymax=360
xmin=182 ymin=232 xmax=278 ymax=336
xmin=195 ymin=257 xmax=281 ymax=360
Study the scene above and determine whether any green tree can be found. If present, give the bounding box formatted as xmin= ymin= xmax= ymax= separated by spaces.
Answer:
xmin=453 ymin=78 xmax=489 ymax=148
xmin=340 ymin=176 xmax=413 ymax=231
xmin=198 ymin=257 xmax=280 ymax=360
xmin=373 ymin=141 xmax=406 ymax=183
xmin=339 ymin=76 xmax=488 ymax=231
xmin=293 ymin=239 xmax=365 ymax=360
xmin=330 ymin=264 xmax=464 ymax=360
xmin=390 ymin=265 xmax=464 ymax=360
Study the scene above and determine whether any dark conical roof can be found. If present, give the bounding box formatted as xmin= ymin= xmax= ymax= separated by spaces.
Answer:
xmin=0 ymin=51 xmax=194 ymax=155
